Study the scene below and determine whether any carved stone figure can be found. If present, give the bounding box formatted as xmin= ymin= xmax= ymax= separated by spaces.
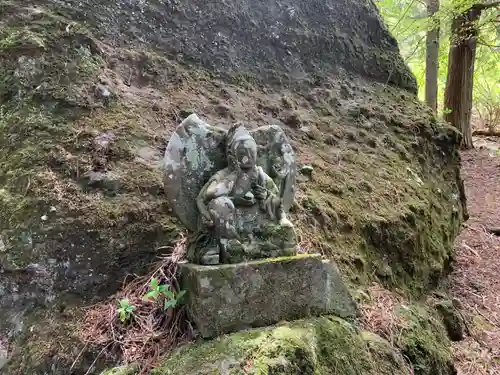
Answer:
xmin=163 ymin=114 xmax=297 ymax=264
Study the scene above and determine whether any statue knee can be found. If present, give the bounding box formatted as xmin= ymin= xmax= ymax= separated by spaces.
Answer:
xmin=208 ymin=197 xmax=237 ymax=238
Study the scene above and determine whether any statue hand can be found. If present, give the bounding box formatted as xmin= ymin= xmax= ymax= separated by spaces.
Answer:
xmin=201 ymin=214 xmax=214 ymax=228
xmin=232 ymin=195 xmax=255 ymax=206
xmin=252 ymin=183 xmax=268 ymax=200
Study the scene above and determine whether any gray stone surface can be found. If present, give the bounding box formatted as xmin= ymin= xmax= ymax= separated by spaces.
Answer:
xmin=0 ymin=339 xmax=7 ymax=371
xmin=47 ymin=0 xmax=417 ymax=93
xmin=163 ymin=114 xmax=227 ymax=232
xmin=179 ymin=253 xmax=357 ymax=338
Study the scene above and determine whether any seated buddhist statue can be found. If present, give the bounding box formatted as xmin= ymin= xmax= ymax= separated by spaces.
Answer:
xmin=163 ymin=114 xmax=297 ymax=265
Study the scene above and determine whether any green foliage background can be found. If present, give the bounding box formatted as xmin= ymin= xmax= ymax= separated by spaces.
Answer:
xmin=376 ymin=0 xmax=499 ymax=123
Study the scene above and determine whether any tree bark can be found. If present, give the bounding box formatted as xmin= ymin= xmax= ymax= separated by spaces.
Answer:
xmin=425 ymin=0 xmax=440 ymax=112
xmin=443 ymin=2 xmax=500 ymax=149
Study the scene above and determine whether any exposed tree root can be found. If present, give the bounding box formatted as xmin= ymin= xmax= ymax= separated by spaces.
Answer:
xmin=78 ymin=235 xmax=194 ymax=374
xmin=472 ymin=130 xmax=500 ymax=137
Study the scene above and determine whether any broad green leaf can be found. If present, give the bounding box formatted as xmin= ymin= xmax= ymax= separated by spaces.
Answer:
xmin=164 ymin=299 xmax=177 ymax=310
xmin=143 ymin=291 xmax=158 ymax=301
xmin=158 ymin=285 xmax=167 ymax=293
xmin=165 ymin=290 xmax=175 ymax=299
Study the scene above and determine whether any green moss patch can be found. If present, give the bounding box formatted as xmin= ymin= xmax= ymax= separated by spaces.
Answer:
xmin=0 ymin=1 xmax=465 ymax=374
xmin=396 ymin=305 xmax=456 ymax=375
xmin=291 ymin=101 xmax=463 ymax=295
xmin=102 ymin=316 xmax=411 ymax=375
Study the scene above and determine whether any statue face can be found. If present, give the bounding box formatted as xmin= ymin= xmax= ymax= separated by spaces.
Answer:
xmin=234 ymin=139 xmax=257 ymax=171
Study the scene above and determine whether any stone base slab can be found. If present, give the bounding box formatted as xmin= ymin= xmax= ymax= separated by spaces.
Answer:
xmin=179 ymin=253 xmax=357 ymax=338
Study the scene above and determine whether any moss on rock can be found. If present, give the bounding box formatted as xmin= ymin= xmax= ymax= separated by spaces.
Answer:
xmin=102 ymin=317 xmax=411 ymax=375
xmin=396 ymin=305 xmax=456 ymax=375
xmin=180 ymin=254 xmax=356 ymax=338
xmin=0 ymin=0 xmax=466 ymax=374
xmin=435 ymin=300 xmax=465 ymax=342
xmin=101 ymin=366 xmax=138 ymax=375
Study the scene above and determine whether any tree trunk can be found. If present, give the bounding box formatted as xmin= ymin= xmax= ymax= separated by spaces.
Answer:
xmin=443 ymin=3 xmax=499 ymax=149
xmin=425 ymin=0 xmax=440 ymax=112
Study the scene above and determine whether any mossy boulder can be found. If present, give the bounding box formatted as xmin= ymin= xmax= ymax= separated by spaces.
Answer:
xmin=180 ymin=254 xmax=357 ymax=338
xmin=0 ymin=0 xmax=466 ymax=374
xmin=396 ymin=305 xmax=456 ymax=375
xmin=104 ymin=316 xmax=412 ymax=375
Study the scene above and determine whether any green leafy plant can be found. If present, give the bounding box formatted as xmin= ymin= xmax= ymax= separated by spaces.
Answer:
xmin=117 ymin=298 xmax=136 ymax=323
xmin=143 ymin=277 xmax=186 ymax=310
xmin=375 ymin=0 xmax=500 ymax=116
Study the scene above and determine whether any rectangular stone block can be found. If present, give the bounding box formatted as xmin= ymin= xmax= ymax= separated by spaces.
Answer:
xmin=179 ymin=253 xmax=357 ymax=338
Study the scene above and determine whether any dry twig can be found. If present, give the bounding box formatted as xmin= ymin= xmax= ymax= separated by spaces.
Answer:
xmin=79 ymin=235 xmax=194 ymax=374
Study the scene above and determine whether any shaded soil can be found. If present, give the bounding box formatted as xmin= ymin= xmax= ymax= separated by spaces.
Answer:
xmin=451 ymin=139 xmax=500 ymax=374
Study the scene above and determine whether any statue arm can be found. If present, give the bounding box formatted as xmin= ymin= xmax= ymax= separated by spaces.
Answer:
xmin=196 ymin=180 xmax=213 ymax=222
xmin=196 ymin=170 xmax=233 ymax=221
xmin=257 ymin=167 xmax=279 ymax=196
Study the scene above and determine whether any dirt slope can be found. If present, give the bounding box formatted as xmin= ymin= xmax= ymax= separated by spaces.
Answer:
xmin=451 ymin=142 xmax=500 ymax=374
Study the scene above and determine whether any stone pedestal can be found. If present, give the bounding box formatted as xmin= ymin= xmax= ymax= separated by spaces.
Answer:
xmin=179 ymin=253 xmax=357 ymax=338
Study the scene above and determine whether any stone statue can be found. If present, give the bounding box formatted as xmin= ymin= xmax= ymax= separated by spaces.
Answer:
xmin=163 ymin=114 xmax=297 ymax=264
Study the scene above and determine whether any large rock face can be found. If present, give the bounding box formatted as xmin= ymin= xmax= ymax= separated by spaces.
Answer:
xmin=44 ymin=0 xmax=416 ymax=92
xmin=0 ymin=0 xmax=465 ymax=374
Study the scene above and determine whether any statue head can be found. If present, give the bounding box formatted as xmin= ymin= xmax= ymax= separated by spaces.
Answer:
xmin=227 ymin=124 xmax=258 ymax=171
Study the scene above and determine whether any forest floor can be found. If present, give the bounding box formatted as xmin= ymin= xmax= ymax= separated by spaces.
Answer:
xmin=451 ymin=137 xmax=500 ymax=375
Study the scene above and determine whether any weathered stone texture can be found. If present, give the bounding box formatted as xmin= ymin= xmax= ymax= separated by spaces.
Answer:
xmin=163 ymin=114 xmax=227 ymax=232
xmin=180 ymin=253 xmax=357 ymax=338
xmin=41 ymin=0 xmax=417 ymax=92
